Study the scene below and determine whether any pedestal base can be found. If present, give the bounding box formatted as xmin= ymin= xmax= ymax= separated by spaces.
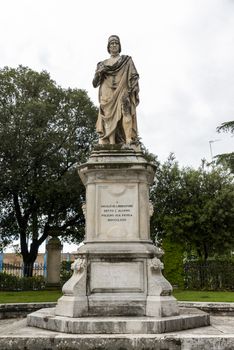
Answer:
xmin=55 ymin=242 xmax=179 ymax=318
xmin=27 ymin=147 xmax=211 ymax=335
xmin=27 ymin=307 xmax=210 ymax=334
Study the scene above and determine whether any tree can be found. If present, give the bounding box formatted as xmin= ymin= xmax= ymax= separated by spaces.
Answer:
xmin=150 ymin=155 xmax=234 ymax=261
xmin=0 ymin=66 xmax=98 ymax=275
xmin=217 ymin=120 xmax=234 ymax=134
xmin=216 ymin=121 xmax=234 ymax=173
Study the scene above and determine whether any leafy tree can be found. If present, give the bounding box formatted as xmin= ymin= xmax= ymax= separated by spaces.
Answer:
xmin=217 ymin=121 xmax=234 ymax=133
xmin=216 ymin=121 xmax=234 ymax=173
xmin=150 ymin=155 xmax=234 ymax=261
xmin=0 ymin=66 xmax=97 ymax=275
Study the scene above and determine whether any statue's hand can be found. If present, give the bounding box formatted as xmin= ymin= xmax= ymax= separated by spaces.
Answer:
xmin=93 ymin=63 xmax=105 ymax=87
xmin=96 ymin=63 xmax=106 ymax=75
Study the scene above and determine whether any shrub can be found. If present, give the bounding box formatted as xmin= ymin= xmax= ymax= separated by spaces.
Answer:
xmin=0 ymin=272 xmax=45 ymax=291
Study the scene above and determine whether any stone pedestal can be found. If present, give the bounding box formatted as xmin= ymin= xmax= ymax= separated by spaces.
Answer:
xmin=46 ymin=236 xmax=63 ymax=288
xmin=55 ymin=146 xmax=178 ymax=318
xmin=28 ymin=145 xmax=209 ymax=333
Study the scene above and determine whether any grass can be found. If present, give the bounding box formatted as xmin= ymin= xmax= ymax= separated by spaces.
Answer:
xmin=173 ymin=290 xmax=234 ymax=302
xmin=0 ymin=289 xmax=234 ymax=304
xmin=0 ymin=290 xmax=62 ymax=303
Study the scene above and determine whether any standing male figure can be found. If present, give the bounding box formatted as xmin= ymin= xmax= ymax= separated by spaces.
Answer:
xmin=93 ymin=35 xmax=140 ymax=145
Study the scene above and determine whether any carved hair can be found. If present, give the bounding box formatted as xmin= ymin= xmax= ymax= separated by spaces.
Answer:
xmin=107 ymin=35 xmax=122 ymax=54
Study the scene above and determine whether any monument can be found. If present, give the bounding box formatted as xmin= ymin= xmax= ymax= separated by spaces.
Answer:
xmin=27 ymin=36 xmax=209 ymax=334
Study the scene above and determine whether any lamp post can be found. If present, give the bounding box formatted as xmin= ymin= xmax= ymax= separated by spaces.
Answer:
xmin=209 ymin=139 xmax=220 ymax=160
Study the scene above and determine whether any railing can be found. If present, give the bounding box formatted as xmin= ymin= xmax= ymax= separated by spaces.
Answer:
xmin=1 ymin=261 xmax=234 ymax=290
xmin=184 ymin=261 xmax=234 ymax=290
xmin=0 ymin=262 xmax=72 ymax=291
xmin=0 ymin=263 xmax=47 ymax=277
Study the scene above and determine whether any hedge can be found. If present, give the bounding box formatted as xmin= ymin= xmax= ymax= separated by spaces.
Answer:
xmin=162 ymin=238 xmax=185 ymax=289
xmin=0 ymin=272 xmax=46 ymax=291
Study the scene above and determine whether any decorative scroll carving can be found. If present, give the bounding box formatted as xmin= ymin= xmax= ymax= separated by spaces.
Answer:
xmin=150 ymin=257 xmax=164 ymax=271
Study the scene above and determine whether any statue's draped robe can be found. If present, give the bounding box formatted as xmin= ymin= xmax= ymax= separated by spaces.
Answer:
xmin=93 ymin=55 xmax=139 ymax=143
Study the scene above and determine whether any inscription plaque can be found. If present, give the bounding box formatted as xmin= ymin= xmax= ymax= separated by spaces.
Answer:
xmin=96 ymin=183 xmax=138 ymax=239
xmin=90 ymin=261 xmax=144 ymax=293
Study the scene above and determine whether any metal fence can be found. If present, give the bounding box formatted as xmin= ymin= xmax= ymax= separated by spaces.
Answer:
xmin=0 ymin=263 xmax=47 ymax=277
xmin=184 ymin=261 xmax=234 ymax=290
xmin=1 ymin=261 xmax=234 ymax=291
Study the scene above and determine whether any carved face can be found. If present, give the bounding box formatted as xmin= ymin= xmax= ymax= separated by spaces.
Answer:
xmin=109 ymin=39 xmax=120 ymax=55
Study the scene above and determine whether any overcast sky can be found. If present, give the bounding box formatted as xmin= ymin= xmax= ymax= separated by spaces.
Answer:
xmin=1 ymin=0 xmax=234 ymax=168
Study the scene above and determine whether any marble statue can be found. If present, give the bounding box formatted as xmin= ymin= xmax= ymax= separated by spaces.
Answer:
xmin=93 ymin=35 xmax=140 ymax=145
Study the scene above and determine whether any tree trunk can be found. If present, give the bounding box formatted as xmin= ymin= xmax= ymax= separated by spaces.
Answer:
xmin=22 ymin=240 xmax=39 ymax=277
xmin=23 ymin=262 xmax=35 ymax=277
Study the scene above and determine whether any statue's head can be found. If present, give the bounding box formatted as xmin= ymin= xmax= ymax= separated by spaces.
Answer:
xmin=107 ymin=35 xmax=121 ymax=54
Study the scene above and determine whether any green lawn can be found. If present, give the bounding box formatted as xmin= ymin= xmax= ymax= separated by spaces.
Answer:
xmin=173 ymin=290 xmax=234 ymax=302
xmin=0 ymin=290 xmax=62 ymax=303
xmin=0 ymin=289 xmax=234 ymax=304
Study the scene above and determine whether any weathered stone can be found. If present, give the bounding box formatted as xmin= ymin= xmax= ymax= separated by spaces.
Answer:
xmin=179 ymin=302 xmax=234 ymax=316
xmin=46 ymin=236 xmax=63 ymax=288
xmin=27 ymin=307 xmax=209 ymax=334
xmin=0 ymin=302 xmax=56 ymax=319
xmin=54 ymin=147 xmax=180 ymax=319
xmin=1 ymin=302 xmax=233 ymax=320
xmin=3 ymin=314 xmax=234 ymax=350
